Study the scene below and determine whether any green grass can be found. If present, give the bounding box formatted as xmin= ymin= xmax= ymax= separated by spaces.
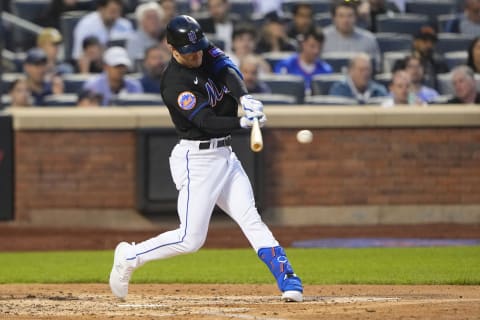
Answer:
xmin=1 ymin=247 xmax=479 ymax=285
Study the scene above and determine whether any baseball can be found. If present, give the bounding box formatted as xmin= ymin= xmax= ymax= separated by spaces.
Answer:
xmin=296 ymin=130 xmax=313 ymax=144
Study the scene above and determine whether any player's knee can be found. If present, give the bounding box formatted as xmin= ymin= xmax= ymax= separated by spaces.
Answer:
xmin=181 ymin=234 xmax=206 ymax=253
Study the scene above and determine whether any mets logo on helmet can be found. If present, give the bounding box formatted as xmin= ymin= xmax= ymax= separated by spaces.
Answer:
xmin=188 ymin=30 xmax=197 ymax=44
xmin=177 ymin=91 xmax=196 ymax=110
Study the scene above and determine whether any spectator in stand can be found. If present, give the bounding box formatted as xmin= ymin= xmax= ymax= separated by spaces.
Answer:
xmin=382 ymin=70 xmax=422 ymax=107
xmin=23 ymin=48 xmax=64 ymax=106
xmin=228 ymin=24 xmax=256 ymax=67
xmin=72 ymin=0 xmax=134 ymax=64
xmin=140 ymin=44 xmax=170 ymax=93
xmin=323 ymin=0 xmax=382 ymax=72
xmin=8 ymin=78 xmax=33 ymax=108
xmin=239 ymin=55 xmax=271 ymax=94
xmin=444 ymin=0 xmax=480 ymax=37
xmin=357 ymin=0 xmax=400 ymax=32
xmin=255 ymin=12 xmax=297 ymax=54
xmin=329 ymin=53 xmax=388 ymax=104
xmin=196 ymin=0 xmax=239 ymax=52
xmin=83 ymin=47 xmax=143 ymax=106
xmin=395 ymin=56 xmax=439 ymax=104
xmin=467 ymin=37 xmax=480 ymax=73
xmin=410 ymin=26 xmax=449 ymax=90
xmin=36 ymin=28 xmax=74 ymax=79
xmin=157 ymin=0 xmax=177 ymax=23
xmin=77 ymin=89 xmax=103 ymax=107
xmin=274 ymin=27 xmax=333 ymax=94
xmin=76 ymin=36 xmax=105 ymax=74
xmin=447 ymin=65 xmax=480 ymax=103
xmin=126 ymin=2 xmax=165 ymax=61
xmin=38 ymin=0 xmax=93 ymax=29
xmin=286 ymin=3 xmax=314 ymax=41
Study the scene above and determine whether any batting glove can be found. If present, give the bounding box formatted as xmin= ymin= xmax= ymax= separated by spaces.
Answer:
xmin=240 ymin=94 xmax=264 ymax=113
xmin=240 ymin=112 xmax=267 ymax=128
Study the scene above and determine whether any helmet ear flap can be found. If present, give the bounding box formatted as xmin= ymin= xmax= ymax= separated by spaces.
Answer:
xmin=166 ymin=15 xmax=208 ymax=54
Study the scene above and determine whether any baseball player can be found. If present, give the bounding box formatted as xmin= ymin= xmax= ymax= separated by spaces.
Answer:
xmin=109 ymin=15 xmax=303 ymax=302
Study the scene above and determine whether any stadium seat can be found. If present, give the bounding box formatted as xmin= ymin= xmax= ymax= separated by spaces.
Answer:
xmin=60 ymin=11 xmax=87 ymax=62
xmin=444 ymin=51 xmax=467 ymax=70
xmin=43 ymin=94 xmax=78 ymax=107
xmin=376 ymin=13 xmax=429 ymax=35
xmin=229 ymin=0 xmax=255 ymax=19
xmin=1 ymin=73 xmax=24 ymax=91
xmin=11 ymin=0 xmax=50 ymax=23
xmin=282 ymin=0 xmax=331 ymax=14
xmin=259 ymin=74 xmax=306 ymax=104
xmin=250 ymin=93 xmax=297 ymax=105
xmin=374 ymin=73 xmax=392 ymax=89
xmin=375 ymin=33 xmax=413 ymax=55
xmin=311 ymin=73 xmax=345 ymax=95
xmin=435 ymin=33 xmax=475 ymax=55
xmin=405 ymin=0 xmax=457 ymax=26
xmin=437 ymin=13 xmax=457 ymax=32
xmin=313 ymin=12 xmax=332 ymax=28
xmin=383 ymin=51 xmax=409 ymax=74
xmin=115 ymin=93 xmax=165 ymax=106
xmin=322 ymin=52 xmax=357 ymax=73
xmin=261 ymin=51 xmax=296 ymax=71
xmin=63 ymin=74 xmax=91 ymax=94
xmin=304 ymin=95 xmax=357 ymax=105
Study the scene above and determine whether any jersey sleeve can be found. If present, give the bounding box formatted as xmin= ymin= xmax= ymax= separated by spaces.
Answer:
xmin=203 ymin=43 xmax=243 ymax=80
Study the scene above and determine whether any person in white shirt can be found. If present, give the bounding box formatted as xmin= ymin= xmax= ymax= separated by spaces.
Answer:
xmin=72 ymin=0 xmax=134 ymax=63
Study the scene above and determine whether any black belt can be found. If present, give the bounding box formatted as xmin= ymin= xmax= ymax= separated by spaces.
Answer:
xmin=198 ymin=136 xmax=232 ymax=150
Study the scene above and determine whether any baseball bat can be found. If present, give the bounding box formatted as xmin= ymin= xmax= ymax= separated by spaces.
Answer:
xmin=250 ymin=117 xmax=263 ymax=152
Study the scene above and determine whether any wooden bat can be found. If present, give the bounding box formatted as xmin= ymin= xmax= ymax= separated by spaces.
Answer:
xmin=250 ymin=117 xmax=263 ymax=152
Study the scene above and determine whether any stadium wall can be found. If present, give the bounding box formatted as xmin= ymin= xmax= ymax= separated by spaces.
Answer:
xmin=7 ymin=106 xmax=480 ymax=227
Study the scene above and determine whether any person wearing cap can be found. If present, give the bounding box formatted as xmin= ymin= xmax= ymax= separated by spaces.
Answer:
xmin=72 ymin=0 xmax=134 ymax=64
xmin=108 ymin=15 xmax=304 ymax=303
xmin=83 ymin=46 xmax=143 ymax=106
xmin=37 ymin=27 xmax=74 ymax=79
xmin=410 ymin=26 xmax=449 ymax=90
xmin=23 ymin=48 xmax=64 ymax=106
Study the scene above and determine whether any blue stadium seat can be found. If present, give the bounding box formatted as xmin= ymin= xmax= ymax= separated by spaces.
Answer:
xmin=435 ymin=33 xmax=474 ymax=55
xmin=375 ymin=33 xmax=413 ymax=55
xmin=116 ymin=93 xmax=165 ymax=106
xmin=63 ymin=74 xmax=91 ymax=94
xmin=282 ymin=0 xmax=331 ymax=15
xmin=405 ymin=0 xmax=457 ymax=26
xmin=251 ymin=93 xmax=297 ymax=105
xmin=311 ymin=73 xmax=345 ymax=95
xmin=444 ymin=51 xmax=467 ymax=70
xmin=1 ymin=73 xmax=24 ymax=91
xmin=437 ymin=13 xmax=458 ymax=32
xmin=304 ymin=95 xmax=357 ymax=105
xmin=230 ymin=1 xmax=255 ymax=19
xmin=376 ymin=13 xmax=429 ymax=35
xmin=259 ymin=74 xmax=306 ymax=104
xmin=60 ymin=11 xmax=87 ymax=62
xmin=261 ymin=51 xmax=296 ymax=70
xmin=43 ymin=94 xmax=78 ymax=107
xmin=313 ymin=12 xmax=332 ymax=28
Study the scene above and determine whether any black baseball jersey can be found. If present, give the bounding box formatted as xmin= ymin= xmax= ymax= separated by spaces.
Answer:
xmin=161 ymin=44 xmax=244 ymax=140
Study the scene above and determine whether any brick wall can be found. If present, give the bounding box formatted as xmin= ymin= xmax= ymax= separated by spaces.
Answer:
xmin=15 ymin=131 xmax=136 ymax=221
xmin=264 ymin=128 xmax=480 ymax=206
xmin=13 ymin=127 xmax=480 ymax=222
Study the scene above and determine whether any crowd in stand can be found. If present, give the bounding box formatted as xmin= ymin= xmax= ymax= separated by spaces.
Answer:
xmin=2 ymin=0 xmax=480 ymax=108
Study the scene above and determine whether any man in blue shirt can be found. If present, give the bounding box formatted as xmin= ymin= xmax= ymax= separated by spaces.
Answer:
xmin=83 ymin=46 xmax=143 ymax=106
xmin=274 ymin=27 xmax=333 ymax=95
xmin=329 ymin=52 xmax=388 ymax=104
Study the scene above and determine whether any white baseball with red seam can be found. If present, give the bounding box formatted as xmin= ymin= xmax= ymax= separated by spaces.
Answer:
xmin=296 ymin=130 xmax=313 ymax=144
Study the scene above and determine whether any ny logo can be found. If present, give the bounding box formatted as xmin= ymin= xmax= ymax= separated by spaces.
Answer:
xmin=188 ymin=31 xmax=197 ymax=43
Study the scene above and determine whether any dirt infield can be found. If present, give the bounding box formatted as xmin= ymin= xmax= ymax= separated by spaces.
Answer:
xmin=1 ymin=284 xmax=479 ymax=319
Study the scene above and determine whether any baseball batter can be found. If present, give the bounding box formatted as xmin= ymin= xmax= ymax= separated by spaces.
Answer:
xmin=109 ymin=15 xmax=303 ymax=302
